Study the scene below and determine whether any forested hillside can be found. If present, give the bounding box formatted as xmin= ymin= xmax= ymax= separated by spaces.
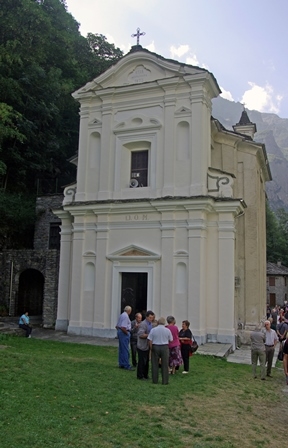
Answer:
xmin=0 ymin=0 xmax=122 ymax=248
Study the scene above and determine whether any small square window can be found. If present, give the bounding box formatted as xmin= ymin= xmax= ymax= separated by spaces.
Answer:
xmin=131 ymin=150 xmax=148 ymax=187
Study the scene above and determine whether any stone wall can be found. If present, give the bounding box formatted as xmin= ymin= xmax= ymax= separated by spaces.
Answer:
xmin=0 ymin=194 xmax=63 ymax=326
xmin=34 ymin=194 xmax=63 ymax=250
xmin=0 ymin=249 xmax=59 ymax=327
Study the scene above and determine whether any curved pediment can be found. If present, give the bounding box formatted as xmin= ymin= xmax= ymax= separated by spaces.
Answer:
xmin=72 ymin=47 xmax=216 ymax=99
xmin=107 ymin=245 xmax=160 ymax=261
xmin=83 ymin=251 xmax=96 ymax=258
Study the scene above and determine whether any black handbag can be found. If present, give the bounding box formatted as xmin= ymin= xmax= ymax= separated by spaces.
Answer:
xmin=278 ymin=342 xmax=284 ymax=361
xmin=190 ymin=332 xmax=198 ymax=353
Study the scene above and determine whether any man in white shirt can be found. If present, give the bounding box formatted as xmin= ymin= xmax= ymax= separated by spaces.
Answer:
xmin=264 ymin=320 xmax=278 ymax=378
xmin=148 ymin=317 xmax=173 ymax=385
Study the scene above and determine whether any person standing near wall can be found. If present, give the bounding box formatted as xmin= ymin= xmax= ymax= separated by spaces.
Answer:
xmin=116 ymin=305 xmax=134 ymax=370
xmin=282 ymin=337 xmax=288 ymax=385
xmin=136 ymin=310 xmax=155 ymax=380
xmin=250 ymin=324 xmax=266 ymax=380
xmin=166 ymin=316 xmax=183 ymax=375
xmin=264 ymin=320 xmax=278 ymax=378
xmin=179 ymin=320 xmax=193 ymax=374
xmin=148 ymin=317 xmax=173 ymax=385
xmin=130 ymin=312 xmax=142 ymax=367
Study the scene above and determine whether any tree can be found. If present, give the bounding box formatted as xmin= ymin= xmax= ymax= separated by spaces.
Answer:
xmin=87 ymin=33 xmax=123 ymax=75
xmin=0 ymin=0 xmax=124 ymax=248
xmin=266 ymin=202 xmax=288 ymax=266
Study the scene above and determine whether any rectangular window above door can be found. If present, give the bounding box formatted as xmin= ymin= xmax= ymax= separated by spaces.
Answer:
xmin=130 ymin=150 xmax=148 ymax=187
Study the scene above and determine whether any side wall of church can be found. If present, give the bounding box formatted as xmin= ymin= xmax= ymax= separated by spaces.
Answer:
xmin=211 ymin=133 xmax=268 ymax=335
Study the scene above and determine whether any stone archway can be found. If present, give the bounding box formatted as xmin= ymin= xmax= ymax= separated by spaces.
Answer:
xmin=17 ymin=269 xmax=44 ymax=316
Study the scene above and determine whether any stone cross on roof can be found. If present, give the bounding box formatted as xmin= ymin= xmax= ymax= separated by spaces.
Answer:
xmin=131 ymin=27 xmax=146 ymax=45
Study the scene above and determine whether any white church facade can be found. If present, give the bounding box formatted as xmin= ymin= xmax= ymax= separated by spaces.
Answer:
xmin=54 ymin=45 xmax=271 ymax=348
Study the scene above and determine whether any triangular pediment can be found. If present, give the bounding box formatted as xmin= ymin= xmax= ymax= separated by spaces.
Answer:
xmin=107 ymin=245 xmax=160 ymax=261
xmin=73 ymin=47 xmax=213 ymax=98
xmin=88 ymin=118 xmax=102 ymax=128
xmin=175 ymin=106 xmax=191 ymax=115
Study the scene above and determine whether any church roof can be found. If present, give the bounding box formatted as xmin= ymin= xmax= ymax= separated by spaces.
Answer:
xmin=211 ymin=116 xmax=253 ymax=141
xmin=267 ymin=261 xmax=288 ymax=276
xmin=73 ymin=44 xmax=221 ymax=98
xmin=233 ymin=109 xmax=257 ymax=133
xmin=236 ymin=110 xmax=252 ymax=126
xmin=127 ymin=44 xmax=210 ymax=75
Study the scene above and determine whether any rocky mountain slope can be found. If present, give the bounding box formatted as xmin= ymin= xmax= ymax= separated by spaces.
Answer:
xmin=212 ymin=97 xmax=288 ymax=211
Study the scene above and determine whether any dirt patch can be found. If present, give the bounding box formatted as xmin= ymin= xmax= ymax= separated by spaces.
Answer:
xmin=143 ymin=369 xmax=288 ymax=447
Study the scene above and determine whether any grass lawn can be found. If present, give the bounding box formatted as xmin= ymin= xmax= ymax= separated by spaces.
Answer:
xmin=0 ymin=335 xmax=287 ymax=448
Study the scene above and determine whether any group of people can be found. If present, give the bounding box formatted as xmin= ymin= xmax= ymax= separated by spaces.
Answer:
xmin=266 ymin=302 xmax=288 ymax=330
xmin=116 ymin=306 xmax=194 ymax=384
xmin=250 ymin=312 xmax=288 ymax=385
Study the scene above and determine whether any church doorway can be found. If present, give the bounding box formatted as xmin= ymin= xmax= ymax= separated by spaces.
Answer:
xmin=17 ymin=269 xmax=44 ymax=316
xmin=121 ymin=272 xmax=147 ymax=320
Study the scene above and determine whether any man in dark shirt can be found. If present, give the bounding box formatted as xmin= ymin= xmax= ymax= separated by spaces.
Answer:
xmin=136 ymin=310 xmax=155 ymax=380
xmin=130 ymin=313 xmax=142 ymax=367
xmin=283 ymin=338 xmax=288 ymax=385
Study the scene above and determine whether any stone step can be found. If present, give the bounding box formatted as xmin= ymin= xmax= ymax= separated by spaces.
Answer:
xmin=0 ymin=327 xmax=25 ymax=336
xmin=197 ymin=343 xmax=233 ymax=358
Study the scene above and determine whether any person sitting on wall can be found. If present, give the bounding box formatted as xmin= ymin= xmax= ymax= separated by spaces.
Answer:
xmin=19 ymin=311 xmax=32 ymax=338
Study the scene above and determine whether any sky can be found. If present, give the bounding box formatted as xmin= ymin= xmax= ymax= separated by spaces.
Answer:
xmin=65 ymin=0 xmax=288 ymax=118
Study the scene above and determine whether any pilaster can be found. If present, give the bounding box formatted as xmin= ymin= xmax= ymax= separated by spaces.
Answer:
xmin=55 ymin=211 xmax=73 ymax=331
xmin=98 ymin=101 xmax=113 ymax=200
xmin=159 ymin=209 xmax=175 ymax=316
xmin=68 ymin=211 xmax=85 ymax=332
xmin=160 ymin=88 xmax=176 ymax=196
xmin=217 ymin=212 xmax=237 ymax=347
xmin=187 ymin=210 xmax=208 ymax=343
xmin=93 ymin=213 xmax=109 ymax=330
xmin=75 ymin=104 xmax=90 ymax=201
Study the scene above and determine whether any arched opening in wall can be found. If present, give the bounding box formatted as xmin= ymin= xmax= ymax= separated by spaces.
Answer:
xmin=17 ymin=269 xmax=44 ymax=316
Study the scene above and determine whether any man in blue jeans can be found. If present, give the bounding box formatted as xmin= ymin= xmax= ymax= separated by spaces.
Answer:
xmin=116 ymin=306 xmax=134 ymax=370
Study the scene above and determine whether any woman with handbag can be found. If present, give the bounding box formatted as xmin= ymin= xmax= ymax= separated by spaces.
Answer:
xmin=179 ymin=320 xmax=193 ymax=374
xmin=166 ymin=316 xmax=183 ymax=374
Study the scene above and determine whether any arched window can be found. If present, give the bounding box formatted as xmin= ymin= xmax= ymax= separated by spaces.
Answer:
xmin=84 ymin=262 xmax=95 ymax=291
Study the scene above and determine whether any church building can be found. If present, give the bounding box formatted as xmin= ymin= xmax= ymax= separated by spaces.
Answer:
xmin=54 ymin=44 xmax=271 ymax=347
